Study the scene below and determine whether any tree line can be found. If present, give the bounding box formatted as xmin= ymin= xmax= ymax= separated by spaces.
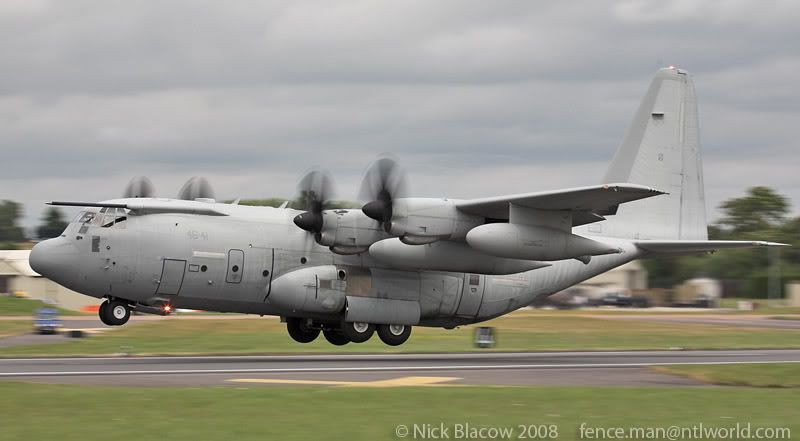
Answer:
xmin=643 ymin=187 xmax=799 ymax=298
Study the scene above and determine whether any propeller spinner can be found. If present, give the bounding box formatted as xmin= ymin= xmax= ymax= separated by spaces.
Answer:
xmin=359 ymin=157 xmax=407 ymax=232
xmin=292 ymin=170 xmax=335 ymax=235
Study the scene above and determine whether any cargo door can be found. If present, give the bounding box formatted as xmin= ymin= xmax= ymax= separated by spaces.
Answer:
xmin=456 ymin=274 xmax=485 ymax=316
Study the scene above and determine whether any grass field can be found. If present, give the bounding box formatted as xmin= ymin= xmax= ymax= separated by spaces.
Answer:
xmin=0 ymin=296 xmax=80 ymax=316
xmin=1 ymin=310 xmax=799 ymax=356
xmin=655 ymin=363 xmax=800 ymax=388
xmin=0 ymin=382 xmax=796 ymax=441
xmin=0 ymin=321 xmax=30 ymax=338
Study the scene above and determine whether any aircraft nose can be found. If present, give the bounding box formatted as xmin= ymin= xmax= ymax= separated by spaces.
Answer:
xmin=29 ymin=237 xmax=76 ymax=280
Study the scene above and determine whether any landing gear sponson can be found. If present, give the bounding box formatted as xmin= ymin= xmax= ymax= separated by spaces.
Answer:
xmin=286 ymin=317 xmax=412 ymax=346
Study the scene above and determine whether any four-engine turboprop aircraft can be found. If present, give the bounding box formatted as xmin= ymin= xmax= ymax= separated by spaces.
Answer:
xmin=29 ymin=67 xmax=784 ymax=346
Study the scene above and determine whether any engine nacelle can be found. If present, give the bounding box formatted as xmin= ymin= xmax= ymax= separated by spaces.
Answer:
xmin=315 ymin=209 xmax=386 ymax=251
xmin=369 ymin=238 xmax=550 ymax=275
xmin=267 ymin=265 xmax=346 ymax=314
xmin=466 ymin=223 xmax=621 ymax=261
xmin=388 ymin=198 xmax=483 ymax=241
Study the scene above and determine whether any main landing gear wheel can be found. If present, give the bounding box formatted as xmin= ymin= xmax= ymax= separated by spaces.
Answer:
xmin=286 ymin=317 xmax=320 ymax=343
xmin=322 ymin=329 xmax=350 ymax=346
xmin=377 ymin=324 xmax=412 ymax=346
xmin=101 ymin=300 xmax=131 ymax=326
xmin=340 ymin=322 xmax=375 ymax=343
xmin=98 ymin=301 xmax=112 ymax=326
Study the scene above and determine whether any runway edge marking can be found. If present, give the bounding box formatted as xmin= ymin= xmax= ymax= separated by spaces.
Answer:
xmin=2 ymin=360 xmax=800 ymax=377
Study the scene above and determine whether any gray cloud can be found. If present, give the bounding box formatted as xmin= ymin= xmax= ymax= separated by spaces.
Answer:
xmin=0 ymin=0 xmax=798 ymax=229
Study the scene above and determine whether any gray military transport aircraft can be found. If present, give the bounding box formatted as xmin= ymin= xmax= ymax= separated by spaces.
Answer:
xmin=30 ymin=67 xmax=784 ymax=346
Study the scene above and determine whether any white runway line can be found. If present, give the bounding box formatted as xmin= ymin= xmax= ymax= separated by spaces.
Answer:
xmin=1 ymin=360 xmax=799 ymax=377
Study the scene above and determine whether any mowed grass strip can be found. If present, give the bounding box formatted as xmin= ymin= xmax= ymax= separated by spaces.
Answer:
xmin=0 ymin=321 xmax=31 ymax=338
xmin=1 ymin=311 xmax=799 ymax=356
xmin=0 ymin=296 xmax=81 ymax=316
xmin=0 ymin=382 xmax=797 ymax=441
xmin=654 ymin=363 xmax=800 ymax=388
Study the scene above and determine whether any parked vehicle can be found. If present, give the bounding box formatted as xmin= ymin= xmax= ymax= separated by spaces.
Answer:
xmin=34 ymin=307 xmax=62 ymax=335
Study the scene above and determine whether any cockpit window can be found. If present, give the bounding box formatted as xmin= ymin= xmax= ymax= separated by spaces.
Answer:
xmin=78 ymin=212 xmax=97 ymax=224
xmin=101 ymin=208 xmax=127 ymax=229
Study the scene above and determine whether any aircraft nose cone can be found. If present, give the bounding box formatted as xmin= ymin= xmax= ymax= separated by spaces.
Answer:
xmin=29 ymin=238 xmax=75 ymax=280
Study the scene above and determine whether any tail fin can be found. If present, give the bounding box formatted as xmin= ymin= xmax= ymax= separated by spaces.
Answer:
xmin=596 ymin=67 xmax=707 ymax=240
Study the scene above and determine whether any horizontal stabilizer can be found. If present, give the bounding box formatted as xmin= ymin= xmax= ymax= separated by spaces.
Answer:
xmin=636 ymin=240 xmax=788 ymax=255
xmin=456 ymin=183 xmax=665 ymax=223
xmin=48 ymin=199 xmax=229 ymax=216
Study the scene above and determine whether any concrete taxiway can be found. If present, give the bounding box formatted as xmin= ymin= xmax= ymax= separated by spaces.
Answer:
xmin=1 ymin=349 xmax=798 ymax=387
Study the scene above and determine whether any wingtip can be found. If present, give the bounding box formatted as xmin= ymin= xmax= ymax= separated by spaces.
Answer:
xmin=761 ymin=241 xmax=791 ymax=247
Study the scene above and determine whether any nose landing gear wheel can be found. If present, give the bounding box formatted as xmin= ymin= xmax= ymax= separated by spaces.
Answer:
xmin=340 ymin=322 xmax=375 ymax=343
xmin=322 ymin=329 xmax=351 ymax=346
xmin=286 ymin=317 xmax=320 ymax=343
xmin=101 ymin=300 xmax=131 ymax=326
xmin=377 ymin=324 xmax=411 ymax=346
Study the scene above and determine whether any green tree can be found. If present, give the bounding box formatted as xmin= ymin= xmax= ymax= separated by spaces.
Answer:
xmin=36 ymin=207 xmax=68 ymax=239
xmin=716 ymin=186 xmax=788 ymax=237
xmin=0 ymin=200 xmax=25 ymax=243
xmin=644 ymin=186 xmax=794 ymax=297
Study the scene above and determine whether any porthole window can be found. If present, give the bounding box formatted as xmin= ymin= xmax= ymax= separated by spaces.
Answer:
xmin=232 ymin=265 xmax=239 ymax=273
xmin=201 ymin=265 xmax=208 ymax=272
xmin=262 ymin=270 xmax=270 ymax=277
xmin=300 ymin=257 xmax=307 ymax=264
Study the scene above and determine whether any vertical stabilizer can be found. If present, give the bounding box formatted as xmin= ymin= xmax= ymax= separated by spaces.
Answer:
xmin=594 ymin=67 xmax=707 ymax=240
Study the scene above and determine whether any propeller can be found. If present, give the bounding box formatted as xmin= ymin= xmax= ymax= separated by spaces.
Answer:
xmin=177 ymin=176 xmax=215 ymax=201
xmin=359 ymin=157 xmax=408 ymax=232
xmin=123 ymin=176 xmax=155 ymax=198
xmin=292 ymin=169 xmax=335 ymax=235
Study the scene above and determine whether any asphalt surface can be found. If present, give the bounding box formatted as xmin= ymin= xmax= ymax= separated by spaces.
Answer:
xmin=0 ymin=318 xmax=107 ymax=348
xmin=1 ymin=349 xmax=798 ymax=387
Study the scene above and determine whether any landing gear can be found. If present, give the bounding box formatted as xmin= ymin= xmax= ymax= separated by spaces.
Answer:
xmin=286 ymin=317 xmax=320 ymax=343
xmin=284 ymin=318 xmax=411 ymax=346
xmin=377 ymin=324 xmax=412 ymax=346
xmin=99 ymin=300 xmax=131 ymax=326
xmin=322 ymin=328 xmax=350 ymax=346
xmin=340 ymin=321 xmax=375 ymax=343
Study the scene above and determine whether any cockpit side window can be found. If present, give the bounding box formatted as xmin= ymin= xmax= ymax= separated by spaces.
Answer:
xmin=101 ymin=208 xmax=128 ymax=229
xmin=77 ymin=212 xmax=96 ymax=224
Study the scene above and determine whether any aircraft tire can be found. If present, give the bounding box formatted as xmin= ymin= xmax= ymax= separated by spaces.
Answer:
xmin=340 ymin=322 xmax=375 ymax=343
xmin=286 ymin=317 xmax=320 ymax=343
xmin=377 ymin=324 xmax=411 ymax=346
xmin=105 ymin=300 xmax=131 ymax=326
xmin=98 ymin=302 xmax=113 ymax=326
xmin=322 ymin=329 xmax=350 ymax=346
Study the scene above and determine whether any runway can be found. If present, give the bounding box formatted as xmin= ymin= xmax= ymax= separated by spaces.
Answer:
xmin=1 ymin=349 xmax=799 ymax=387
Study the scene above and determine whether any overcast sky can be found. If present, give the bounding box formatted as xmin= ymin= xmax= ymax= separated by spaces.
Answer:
xmin=1 ymin=0 xmax=798 ymax=230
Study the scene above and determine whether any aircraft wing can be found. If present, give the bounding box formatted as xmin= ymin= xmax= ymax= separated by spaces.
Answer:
xmin=455 ymin=183 xmax=665 ymax=225
xmin=48 ymin=199 xmax=229 ymax=216
xmin=635 ymin=240 xmax=789 ymax=255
